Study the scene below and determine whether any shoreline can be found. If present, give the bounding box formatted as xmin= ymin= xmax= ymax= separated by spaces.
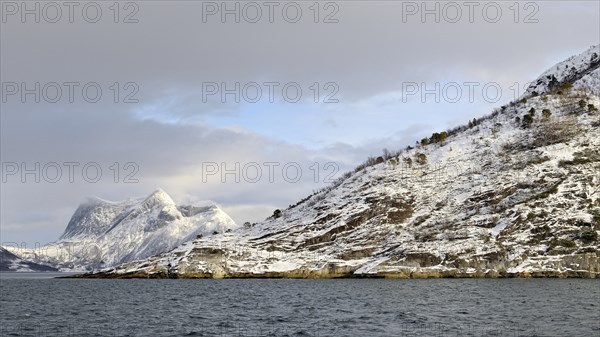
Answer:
xmin=63 ymin=270 xmax=600 ymax=279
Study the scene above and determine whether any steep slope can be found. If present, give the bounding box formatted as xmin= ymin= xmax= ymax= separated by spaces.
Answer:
xmin=0 ymin=248 xmax=57 ymax=272
xmin=3 ymin=189 xmax=238 ymax=271
xmin=526 ymin=44 xmax=599 ymax=96
xmin=86 ymin=45 xmax=600 ymax=278
xmin=59 ymin=197 xmax=138 ymax=240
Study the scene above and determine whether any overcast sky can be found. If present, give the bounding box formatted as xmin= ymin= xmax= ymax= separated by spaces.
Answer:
xmin=1 ymin=0 xmax=599 ymax=246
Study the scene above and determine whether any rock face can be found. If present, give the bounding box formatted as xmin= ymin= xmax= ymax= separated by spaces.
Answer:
xmin=2 ymin=189 xmax=238 ymax=271
xmin=51 ymin=45 xmax=600 ymax=278
xmin=0 ymin=248 xmax=57 ymax=272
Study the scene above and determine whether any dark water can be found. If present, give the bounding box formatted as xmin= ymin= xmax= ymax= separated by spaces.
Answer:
xmin=0 ymin=276 xmax=598 ymax=337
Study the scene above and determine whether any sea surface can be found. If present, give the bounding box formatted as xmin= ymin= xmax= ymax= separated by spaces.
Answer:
xmin=0 ymin=273 xmax=598 ymax=336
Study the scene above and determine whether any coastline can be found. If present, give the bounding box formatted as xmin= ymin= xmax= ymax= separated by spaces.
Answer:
xmin=64 ymin=269 xmax=600 ymax=279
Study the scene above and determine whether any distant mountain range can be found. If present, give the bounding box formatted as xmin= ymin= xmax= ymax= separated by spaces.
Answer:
xmin=0 ymin=247 xmax=57 ymax=272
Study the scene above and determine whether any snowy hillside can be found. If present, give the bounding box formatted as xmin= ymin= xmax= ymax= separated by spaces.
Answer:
xmin=78 ymin=45 xmax=600 ymax=278
xmin=2 ymin=189 xmax=238 ymax=271
xmin=526 ymin=45 xmax=599 ymax=96
xmin=0 ymin=248 xmax=57 ymax=272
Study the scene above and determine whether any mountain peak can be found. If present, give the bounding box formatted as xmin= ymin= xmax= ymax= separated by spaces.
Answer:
xmin=144 ymin=188 xmax=175 ymax=205
xmin=135 ymin=188 xmax=176 ymax=213
xmin=525 ymin=44 xmax=600 ymax=96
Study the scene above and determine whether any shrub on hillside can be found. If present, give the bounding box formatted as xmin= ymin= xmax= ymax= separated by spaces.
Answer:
xmin=415 ymin=153 xmax=427 ymax=166
xmin=561 ymin=82 xmax=573 ymax=91
xmin=542 ymin=109 xmax=552 ymax=120
xmin=522 ymin=114 xmax=534 ymax=128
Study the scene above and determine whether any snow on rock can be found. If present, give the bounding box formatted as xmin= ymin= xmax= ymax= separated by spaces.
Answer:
xmin=0 ymin=247 xmax=57 ymax=272
xmin=525 ymin=44 xmax=599 ymax=96
xmin=2 ymin=189 xmax=238 ymax=271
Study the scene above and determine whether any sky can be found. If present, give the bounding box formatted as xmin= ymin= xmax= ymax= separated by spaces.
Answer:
xmin=1 ymin=0 xmax=599 ymax=246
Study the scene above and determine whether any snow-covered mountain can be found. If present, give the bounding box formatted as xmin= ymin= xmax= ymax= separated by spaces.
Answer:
xmin=0 ymin=247 xmax=57 ymax=272
xmin=3 ymin=189 xmax=238 ymax=271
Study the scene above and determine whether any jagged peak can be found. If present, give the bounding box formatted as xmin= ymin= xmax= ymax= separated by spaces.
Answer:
xmin=142 ymin=188 xmax=175 ymax=205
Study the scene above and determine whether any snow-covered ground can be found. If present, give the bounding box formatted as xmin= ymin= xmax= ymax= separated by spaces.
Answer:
xmin=0 ymin=247 xmax=57 ymax=272
xmin=526 ymin=44 xmax=599 ymax=96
